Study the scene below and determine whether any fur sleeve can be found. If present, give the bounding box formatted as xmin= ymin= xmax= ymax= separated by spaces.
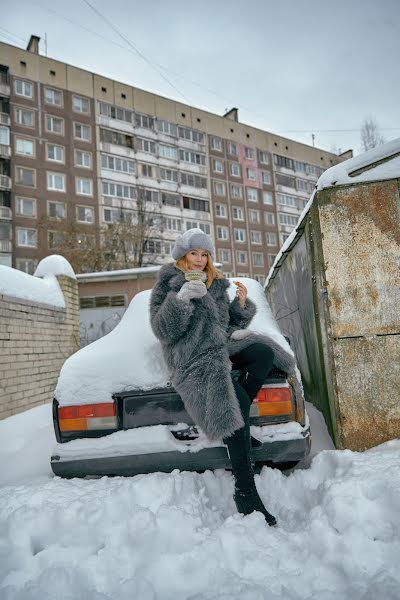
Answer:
xmin=229 ymin=296 xmax=257 ymax=329
xmin=150 ymin=281 xmax=194 ymax=344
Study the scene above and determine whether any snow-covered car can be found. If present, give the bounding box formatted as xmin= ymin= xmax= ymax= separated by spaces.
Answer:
xmin=51 ymin=278 xmax=311 ymax=477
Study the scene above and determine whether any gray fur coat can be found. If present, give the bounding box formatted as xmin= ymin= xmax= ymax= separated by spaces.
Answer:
xmin=149 ymin=264 xmax=296 ymax=441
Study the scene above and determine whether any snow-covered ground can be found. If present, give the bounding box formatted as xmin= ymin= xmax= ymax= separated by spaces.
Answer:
xmin=1 ymin=403 xmax=399 ymax=599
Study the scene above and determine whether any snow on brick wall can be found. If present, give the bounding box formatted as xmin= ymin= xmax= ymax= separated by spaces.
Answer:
xmin=0 ymin=274 xmax=80 ymax=420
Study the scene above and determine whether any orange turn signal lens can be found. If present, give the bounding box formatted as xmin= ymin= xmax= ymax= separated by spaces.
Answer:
xmin=58 ymin=403 xmax=117 ymax=432
xmin=254 ymin=386 xmax=293 ymax=417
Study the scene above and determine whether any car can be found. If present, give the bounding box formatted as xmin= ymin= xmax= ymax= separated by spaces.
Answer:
xmin=50 ymin=277 xmax=311 ymax=477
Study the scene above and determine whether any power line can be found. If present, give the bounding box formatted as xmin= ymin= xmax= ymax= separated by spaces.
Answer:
xmin=81 ymin=0 xmax=191 ymax=105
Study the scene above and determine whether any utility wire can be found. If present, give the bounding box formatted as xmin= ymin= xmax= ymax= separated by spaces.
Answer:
xmin=81 ymin=0 xmax=191 ymax=105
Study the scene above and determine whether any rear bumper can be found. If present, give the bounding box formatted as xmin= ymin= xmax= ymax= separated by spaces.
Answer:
xmin=51 ymin=427 xmax=311 ymax=478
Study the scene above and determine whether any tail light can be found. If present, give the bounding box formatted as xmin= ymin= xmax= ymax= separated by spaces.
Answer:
xmin=58 ymin=402 xmax=117 ymax=432
xmin=253 ymin=384 xmax=293 ymax=417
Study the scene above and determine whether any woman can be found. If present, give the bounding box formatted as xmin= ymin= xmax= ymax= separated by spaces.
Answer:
xmin=150 ymin=229 xmax=296 ymax=527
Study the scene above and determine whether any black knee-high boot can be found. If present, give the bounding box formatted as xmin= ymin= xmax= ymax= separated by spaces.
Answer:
xmin=225 ymin=379 xmax=277 ymax=526
xmin=238 ymin=372 xmax=264 ymax=449
xmin=224 ymin=427 xmax=277 ymax=526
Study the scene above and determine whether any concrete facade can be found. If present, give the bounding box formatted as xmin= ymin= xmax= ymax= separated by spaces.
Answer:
xmin=0 ymin=273 xmax=79 ymax=419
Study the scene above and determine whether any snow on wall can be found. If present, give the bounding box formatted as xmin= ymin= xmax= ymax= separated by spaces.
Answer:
xmin=0 ymin=265 xmax=65 ymax=308
xmin=34 ymin=255 xmax=76 ymax=280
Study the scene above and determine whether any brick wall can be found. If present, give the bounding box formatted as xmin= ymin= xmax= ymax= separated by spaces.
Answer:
xmin=0 ymin=275 xmax=79 ymax=420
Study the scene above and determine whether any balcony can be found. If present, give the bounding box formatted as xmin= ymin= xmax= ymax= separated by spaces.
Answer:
xmin=0 ymin=144 xmax=11 ymax=158
xmin=0 ymin=175 xmax=12 ymax=190
xmin=0 ymin=206 xmax=12 ymax=220
xmin=0 ymin=240 xmax=12 ymax=253
xmin=0 ymin=112 xmax=10 ymax=126
xmin=0 ymin=74 xmax=10 ymax=97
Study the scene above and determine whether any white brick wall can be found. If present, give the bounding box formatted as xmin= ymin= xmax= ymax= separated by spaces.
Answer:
xmin=0 ymin=275 xmax=80 ymax=420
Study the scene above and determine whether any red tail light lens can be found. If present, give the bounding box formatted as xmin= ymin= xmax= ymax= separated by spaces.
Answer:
xmin=254 ymin=386 xmax=293 ymax=417
xmin=58 ymin=402 xmax=117 ymax=432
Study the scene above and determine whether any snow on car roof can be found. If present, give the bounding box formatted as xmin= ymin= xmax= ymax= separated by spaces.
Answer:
xmin=55 ymin=277 xmax=292 ymax=407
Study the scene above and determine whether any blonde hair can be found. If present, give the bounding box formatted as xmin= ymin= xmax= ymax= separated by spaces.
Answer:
xmin=175 ymin=252 xmax=224 ymax=288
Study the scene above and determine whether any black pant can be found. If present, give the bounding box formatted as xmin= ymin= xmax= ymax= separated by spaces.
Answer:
xmin=230 ymin=342 xmax=275 ymax=420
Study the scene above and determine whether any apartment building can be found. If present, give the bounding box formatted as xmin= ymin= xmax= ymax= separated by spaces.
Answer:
xmin=0 ymin=36 xmax=351 ymax=283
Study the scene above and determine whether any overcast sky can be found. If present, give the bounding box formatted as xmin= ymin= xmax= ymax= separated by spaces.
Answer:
xmin=2 ymin=0 xmax=400 ymax=155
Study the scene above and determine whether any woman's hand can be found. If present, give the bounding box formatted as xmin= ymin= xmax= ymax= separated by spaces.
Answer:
xmin=234 ymin=281 xmax=248 ymax=309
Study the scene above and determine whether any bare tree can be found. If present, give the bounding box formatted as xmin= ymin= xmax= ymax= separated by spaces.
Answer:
xmin=39 ymin=191 xmax=164 ymax=274
xmin=361 ymin=116 xmax=385 ymax=152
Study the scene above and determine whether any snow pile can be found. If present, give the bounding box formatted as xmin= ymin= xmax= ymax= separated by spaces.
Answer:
xmin=318 ymin=137 xmax=400 ymax=190
xmin=34 ymin=255 xmax=76 ymax=280
xmin=0 ymin=401 xmax=399 ymax=600
xmin=56 ymin=278 xmax=290 ymax=407
xmin=0 ymin=265 xmax=65 ymax=308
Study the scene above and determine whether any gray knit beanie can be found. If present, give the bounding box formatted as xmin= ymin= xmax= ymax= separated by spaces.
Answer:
xmin=171 ymin=228 xmax=216 ymax=261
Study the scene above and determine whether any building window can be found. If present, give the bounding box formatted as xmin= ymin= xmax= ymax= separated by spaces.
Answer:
xmin=261 ymin=171 xmax=271 ymax=185
xmin=259 ymin=151 xmax=269 ymax=164
xmin=159 ymin=144 xmax=178 ymax=160
xmin=265 ymin=212 xmax=275 ymax=225
xmin=263 ymin=191 xmax=273 ymax=205
xmin=227 ymin=142 xmax=237 ymax=156
xmin=135 ymin=113 xmax=155 ymax=129
xmin=268 ymin=254 xmax=277 ymax=267
xmin=48 ymin=201 xmax=66 ymax=219
xmin=247 ymin=168 xmax=256 ymax=181
xmin=48 ymin=231 xmax=65 ymax=249
xmin=144 ymin=239 xmax=162 ymax=254
xmin=15 ymin=138 xmax=34 ymax=157
xmin=214 ymin=181 xmax=225 ymax=196
xmin=185 ymin=221 xmax=211 ymax=235
xmin=99 ymin=102 xmax=133 ymax=123
xmin=16 ymin=227 xmax=37 ymax=247
xmin=245 ymin=147 xmax=254 ymax=160
xmin=212 ymin=159 xmax=224 ymax=173
xmin=16 ymin=166 xmax=35 ymax=187
xmin=157 ymin=119 xmax=177 ymax=137
xmin=47 ymin=172 xmax=66 ymax=192
xmin=236 ymin=250 xmax=248 ymax=265
xmin=166 ymin=218 xmax=182 ymax=232
xmin=211 ymin=136 xmax=222 ymax=151
xmin=249 ymin=209 xmax=260 ymax=223
xmin=15 ymin=79 xmax=33 ymax=98
xmin=180 ymin=172 xmax=207 ymax=189
xmin=46 ymin=143 xmax=64 ymax=163
xmin=250 ymin=230 xmax=262 ymax=244
xmin=16 ymin=258 xmax=37 ymax=275
xmin=100 ymin=128 xmax=133 ymax=148
xmin=77 ymin=205 xmax=94 ymax=224
xmin=140 ymin=163 xmax=154 ymax=178
xmin=177 ymin=126 xmax=204 ymax=144
xmin=100 ymin=153 xmax=133 ymax=174
xmin=219 ymin=248 xmax=231 ymax=263
xmin=160 ymin=167 xmax=178 ymax=183
xmin=161 ymin=192 xmax=180 ymax=207
xmin=15 ymin=107 xmax=34 ymax=127
xmin=138 ymin=189 xmax=159 ymax=203
xmin=246 ymin=188 xmax=258 ymax=202
xmin=46 ymin=115 xmax=64 ymax=135
xmin=232 ymin=206 xmax=244 ymax=220
xmin=266 ymin=232 xmax=277 ymax=246
xmin=76 ymin=177 xmax=93 ymax=196
xmin=252 ymin=252 xmax=263 ymax=267
xmin=16 ymin=197 xmax=36 ymax=217
xmin=72 ymin=95 xmax=90 ymax=113
xmin=217 ymin=226 xmax=229 ymax=240
xmin=44 ymin=87 xmax=63 ymax=106
xmin=74 ymin=122 xmax=91 ymax=141
xmin=215 ymin=203 xmax=227 ymax=218
xmin=279 ymin=213 xmax=299 ymax=226
xmin=231 ymin=184 xmax=242 ymax=199
xmin=137 ymin=138 xmax=156 ymax=154
xmin=230 ymin=162 xmax=241 ymax=177
xmin=276 ymin=173 xmax=296 ymax=188
xmin=274 ymin=154 xmax=295 ymax=170
xmin=234 ymin=228 xmax=246 ymax=242
xmin=182 ymin=196 xmax=209 ymax=212
xmin=102 ymin=181 xmax=136 ymax=199
xmin=179 ymin=149 xmax=206 ymax=166
xmin=75 ymin=150 xmax=92 ymax=169
xmin=0 ymin=126 xmax=10 ymax=146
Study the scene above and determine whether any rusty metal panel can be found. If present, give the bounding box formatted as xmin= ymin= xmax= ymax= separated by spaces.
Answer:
xmin=333 ymin=335 xmax=400 ymax=450
xmin=318 ymin=180 xmax=400 ymax=337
